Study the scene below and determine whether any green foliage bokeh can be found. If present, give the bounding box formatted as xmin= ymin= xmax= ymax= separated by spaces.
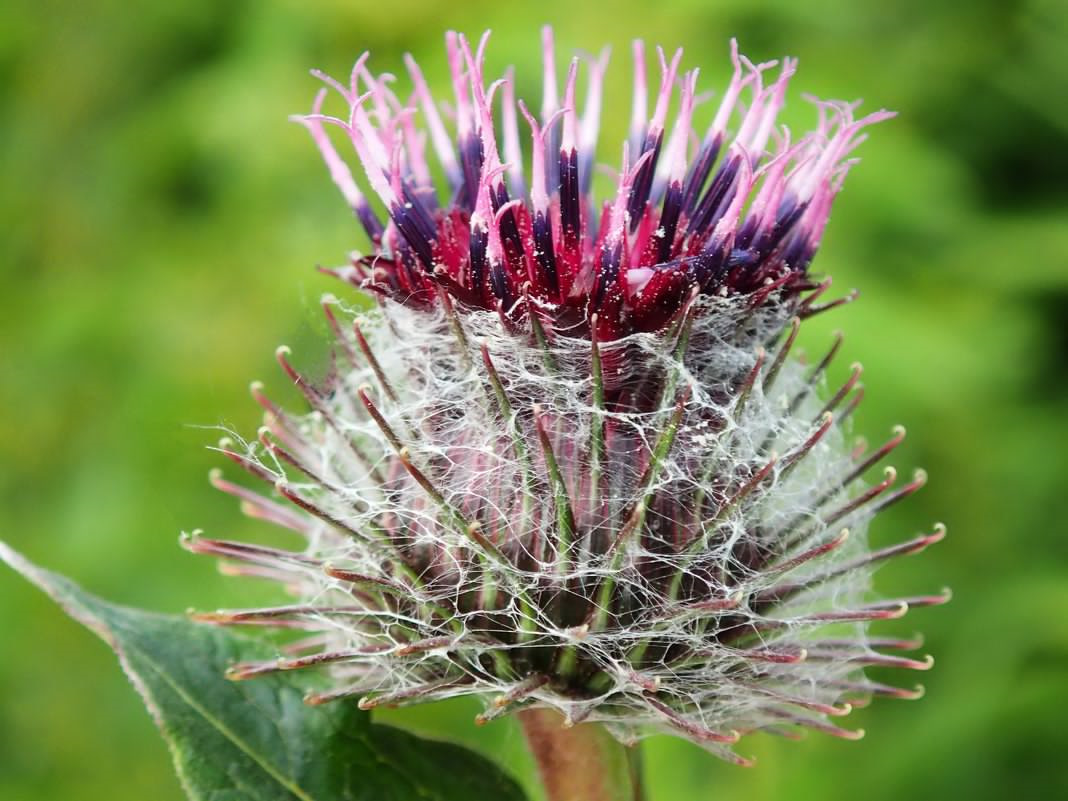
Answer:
xmin=2 ymin=1 xmax=1066 ymax=799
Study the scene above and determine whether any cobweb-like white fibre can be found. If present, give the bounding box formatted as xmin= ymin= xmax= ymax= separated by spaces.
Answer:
xmin=219 ymin=293 xmax=913 ymax=759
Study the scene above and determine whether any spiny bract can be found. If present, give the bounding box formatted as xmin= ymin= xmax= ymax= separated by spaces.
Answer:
xmin=186 ymin=28 xmax=947 ymax=765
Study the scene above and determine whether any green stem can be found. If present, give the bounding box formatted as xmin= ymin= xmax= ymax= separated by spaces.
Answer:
xmin=518 ymin=709 xmax=644 ymax=801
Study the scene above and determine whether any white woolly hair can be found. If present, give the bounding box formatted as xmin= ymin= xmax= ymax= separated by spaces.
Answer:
xmin=195 ymin=292 xmax=943 ymax=764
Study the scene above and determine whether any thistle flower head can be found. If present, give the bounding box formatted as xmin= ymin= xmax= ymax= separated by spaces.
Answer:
xmin=187 ymin=28 xmax=946 ymax=764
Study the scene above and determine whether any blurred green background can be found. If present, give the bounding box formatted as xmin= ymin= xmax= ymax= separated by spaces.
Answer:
xmin=2 ymin=0 xmax=1067 ymax=799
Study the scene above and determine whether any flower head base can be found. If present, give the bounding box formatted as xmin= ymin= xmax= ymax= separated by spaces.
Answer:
xmin=187 ymin=29 xmax=946 ymax=764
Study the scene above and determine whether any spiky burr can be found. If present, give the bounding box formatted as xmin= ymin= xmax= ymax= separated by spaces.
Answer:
xmin=186 ymin=28 xmax=947 ymax=766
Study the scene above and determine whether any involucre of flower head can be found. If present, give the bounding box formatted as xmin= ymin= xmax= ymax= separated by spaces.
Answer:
xmin=186 ymin=28 xmax=947 ymax=765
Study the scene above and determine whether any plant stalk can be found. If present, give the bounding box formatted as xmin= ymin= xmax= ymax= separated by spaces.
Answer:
xmin=518 ymin=708 xmax=644 ymax=801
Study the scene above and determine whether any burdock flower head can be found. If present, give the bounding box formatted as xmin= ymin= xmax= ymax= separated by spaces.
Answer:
xmin=186 ymin=28 xmax=947 ymax=765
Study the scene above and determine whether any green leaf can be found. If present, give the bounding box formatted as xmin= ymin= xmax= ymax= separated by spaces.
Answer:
xmin=0 ymin=542 xmax=527 ymax=801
